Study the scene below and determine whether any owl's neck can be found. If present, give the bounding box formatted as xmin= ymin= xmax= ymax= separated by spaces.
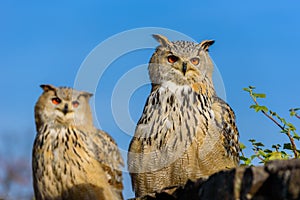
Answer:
xmin=35 ymin=119 xmax=94 ymax=135
xmin=159 ymin=80 xmax=215 ymax=98
xmin=161 ymin=81 xmax=183 ymax=93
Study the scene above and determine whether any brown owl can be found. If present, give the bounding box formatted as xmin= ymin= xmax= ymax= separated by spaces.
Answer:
xmin=128 ymin=34 xmax=240 ymax=197
xmin=32 ymin=84 xmax=124 ymax=200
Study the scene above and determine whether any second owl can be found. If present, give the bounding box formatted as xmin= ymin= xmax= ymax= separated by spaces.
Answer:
xmin=32 ymin=85 xmax=124 ymax=200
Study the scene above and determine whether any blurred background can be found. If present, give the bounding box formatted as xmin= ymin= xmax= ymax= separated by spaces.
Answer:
xmin=1 ymin=1 xmax=300 ymax=199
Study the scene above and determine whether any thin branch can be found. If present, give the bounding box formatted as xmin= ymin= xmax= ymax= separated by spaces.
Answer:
xmin=250 ymin=95 xmax=284 ymax=130
xmin=253 ymin=150 xmax=265 ymax=162
xmin=286 ymin=130 xmax=299 ymax=158
xmin=250 ymin=92 xmax=299 ymax=158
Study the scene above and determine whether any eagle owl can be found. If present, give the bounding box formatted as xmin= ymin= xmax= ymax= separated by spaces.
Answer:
xmin=32 ymin=84 xmax=124 ymax=200
xmin=128 ymin=34 xmax=240 ymax=197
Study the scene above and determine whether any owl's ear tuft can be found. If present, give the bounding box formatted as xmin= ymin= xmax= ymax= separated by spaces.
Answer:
xmin=81 ymin=91 xmax=93 ymax=100
xmin=40 ymin=84 xmax=57 ymax=92
xmin=152 ymin=34 xmax=172 ymax=47
xmin=199 ymin=40 xmax=215 ymax=51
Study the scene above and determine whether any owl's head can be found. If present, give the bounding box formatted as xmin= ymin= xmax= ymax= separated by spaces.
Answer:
xmin=34 ymin=84 xmax=94 ymax=129
xmin=149 ymin=34 xmax=215 ymax=86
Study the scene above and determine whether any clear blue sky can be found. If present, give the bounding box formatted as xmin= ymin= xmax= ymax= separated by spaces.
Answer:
xmin=1 ymin=1 xmax=300 ymax=199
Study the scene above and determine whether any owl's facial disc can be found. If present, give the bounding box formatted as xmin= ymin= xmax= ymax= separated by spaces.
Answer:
xmin=61 ymin=101 xmax=80 ymax=115
xmin=51 ymin=95 xmax=79 ymax=116
xmin=167 ymin=54 xmax=199 ymax=76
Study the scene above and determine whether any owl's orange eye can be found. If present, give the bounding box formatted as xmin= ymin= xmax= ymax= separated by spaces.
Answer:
xmin=72 ymin=101 xmax=79 ymax=108
xmin=190 ymin=57 xmax=200 ymax=65
xmin=52 ymin=97 xmax=61 ymax=105
xmin=167 ymin=55 xmax=178 ymax=63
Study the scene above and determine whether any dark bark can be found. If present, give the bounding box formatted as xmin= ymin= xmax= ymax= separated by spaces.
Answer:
xmin=132 ymin=159 xmax=300 ymax=200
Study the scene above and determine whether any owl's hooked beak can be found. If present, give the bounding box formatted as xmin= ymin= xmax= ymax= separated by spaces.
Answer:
xmin=182 ymin=62 xmax=187 ymax=76
xmin=62 ymin=104 xmax=69 ymax=115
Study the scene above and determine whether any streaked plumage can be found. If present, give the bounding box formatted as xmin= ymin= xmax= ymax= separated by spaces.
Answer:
xmin=128 ymin=34 xmax=240 ymax=197
xmin=32 ymin=84 xmax=123 ymax=200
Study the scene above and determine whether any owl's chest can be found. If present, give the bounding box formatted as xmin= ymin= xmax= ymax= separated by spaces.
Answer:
xmin=40 ymin=127 xmax=91 ymax=165
xmin=33 ymin=126 xmax=95 ymax=196
xmin=137 ymin=84 xmax=213 ymax=144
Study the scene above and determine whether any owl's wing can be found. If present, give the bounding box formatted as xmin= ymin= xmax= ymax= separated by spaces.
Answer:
xmin=128 ymin=88 xmax=177 ymax=195
xmin=88 ymin=129 xmax=124 ymax=194
xmin=211 ymin=96 xmax=240 ymax=164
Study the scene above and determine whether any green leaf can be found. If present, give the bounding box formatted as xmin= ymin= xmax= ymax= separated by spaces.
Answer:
xmin=290 ymin=110 xmax=296 ymax=117
xmin=287 ymin=124 xmax=296 ymax=132
xmin=282 ymin=153 xmax=290 ymax=159
xmin=258 ymin=150 xmax=267 ymax=158
xmin=253 ymin=142 xmax=265 ymax=147
xmin=245 ymin=160 xmax=252 ymax=165
xmin=250 ymin=105 xmax=268 ymax=112
xmin=272 ymin=144 xmax=281 ymax=149
xmin=239 ymin=156 xmax=252 ymax=166
xmin=281 ymin=129 xmax=288 ymax=134
xmin=283 ymin=143 xmax=293 ymax=150
xmin=259 ymin=106 xmax=269 ymax=112
xmin=269 ymin=110 xmax=277 ymax=116
xmin=243 ymin=88 xmax=251 ymax=92
xmin=290 ymin=108 xmax=300 ymax=112
xmin=293 ymin=133 xmax=300 ymax=140
xmin=250 ymin=155 xmax=258 ymax=160
xmin=239 ymin=156 xmax=248 ymax=161
xmin=278 ymin=117 xmax=287 ymax=125
xmin=239 ymin=143 xmax=246 ymax=150
xmin=268 ymin=152 xmax=284 ymax=161
xmin=253 ymin=93 xmax=266 ymax=99
xmin=264 ymin=149 xmax=272 ymax=154
xmin=249 ymin=139 xmax=256 ymax=143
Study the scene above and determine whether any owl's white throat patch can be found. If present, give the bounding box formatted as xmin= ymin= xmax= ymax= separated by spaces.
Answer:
xmin=161 ymin=81 xmax=191 ymax=95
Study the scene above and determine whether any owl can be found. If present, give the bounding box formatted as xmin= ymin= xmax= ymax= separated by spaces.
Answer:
xmin=32 ymin=84 xmax=124 ymax=200
xmin=128 ymin=34 xmax=240 ymax=197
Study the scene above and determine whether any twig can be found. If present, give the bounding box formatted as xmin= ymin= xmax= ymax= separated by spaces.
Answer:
xmin=254 ymin=150 xmax=265 ymax=162
xmin=250 ymin=93 xmax=299 ymax=158
xmin=250 ymin=95 xmax=284 ymax=130
xmin=286 ymin=130 xmax=299 ymax=158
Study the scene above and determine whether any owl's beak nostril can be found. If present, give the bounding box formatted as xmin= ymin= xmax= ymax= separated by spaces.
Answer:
xmin=62 ymin=104 xmax=68 ymax=115
xmin=182 ymin=62 xmax=187 ymax=75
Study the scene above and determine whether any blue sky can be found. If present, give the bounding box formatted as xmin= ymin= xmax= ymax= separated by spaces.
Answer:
xmin=1 ymin=0 xmax=300 ymax=199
